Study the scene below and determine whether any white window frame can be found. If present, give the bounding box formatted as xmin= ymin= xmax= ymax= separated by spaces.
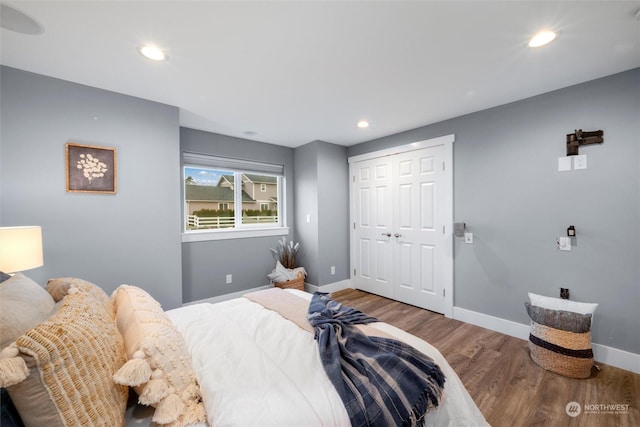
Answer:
xmin=182 ymin=153 xmax=288 ymax=242
xmin=260 ymin=183 xmax=267 ymax=192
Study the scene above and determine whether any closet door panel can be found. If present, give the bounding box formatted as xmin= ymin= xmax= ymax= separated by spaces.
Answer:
xmin=352 ymin=157 xmax=394 ymax=298
xmin=394 ymin=146 xmax=445 ymax=312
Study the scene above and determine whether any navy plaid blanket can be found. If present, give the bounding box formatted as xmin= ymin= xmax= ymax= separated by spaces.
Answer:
xmin=308 ymin=293 xmax=446 ymax=427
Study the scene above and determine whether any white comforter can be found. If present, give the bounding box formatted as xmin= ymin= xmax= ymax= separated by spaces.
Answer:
xmin=166 ymin=290 xmax=489 ymax=427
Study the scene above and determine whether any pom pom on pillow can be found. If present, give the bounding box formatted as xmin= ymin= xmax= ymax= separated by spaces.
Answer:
xmin=112 ymin=285 xmax=205 ymax=426
xmin=0 ymin=347 xmax=29 ymax=387
xmin=45 ymin=278 xmax=73 ymax=302
xmin=112 ymin=350 xmax=152 ymax=386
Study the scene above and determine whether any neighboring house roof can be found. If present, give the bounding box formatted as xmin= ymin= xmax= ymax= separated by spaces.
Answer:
xmin=185 ymin=185 xmax=254 ymax=202
xmin=217 ymin=173 xmax=276 ymax=186
xmin=243 ymin=174 xmax=277 ymax=184
xmin=218 ymin=175 xmax=234 ymax=186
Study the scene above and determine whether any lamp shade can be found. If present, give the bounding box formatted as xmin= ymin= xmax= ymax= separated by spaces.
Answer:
xmin=0 ymin=226 xmax=43 ymax=273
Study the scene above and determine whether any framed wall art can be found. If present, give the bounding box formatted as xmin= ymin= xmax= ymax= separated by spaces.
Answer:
xmin=65 ymin=142 xmax=117 ymax=194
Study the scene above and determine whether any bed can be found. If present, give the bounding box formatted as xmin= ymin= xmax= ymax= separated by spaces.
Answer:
xmin=0 ymin=274 xmax=489 ymax=427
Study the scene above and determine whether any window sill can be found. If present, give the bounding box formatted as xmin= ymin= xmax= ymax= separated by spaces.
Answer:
xmin=181 ymin=227 xmax=289 ymax=242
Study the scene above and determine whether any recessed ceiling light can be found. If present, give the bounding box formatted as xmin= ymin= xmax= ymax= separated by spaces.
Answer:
xmin=139 ymin=45 xmax=167 ymax=61
xmin=356 ymin=120 xmax=370 ymax=129
xmin=0 ymin=4 xmax=43 ymax=35
xmin=528 ymin=30 xmax=556 ymax=48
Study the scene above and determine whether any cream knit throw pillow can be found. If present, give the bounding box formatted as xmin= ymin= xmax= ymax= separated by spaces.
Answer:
xmin=112 ymin=284 xmax=206 ymax=426
xmin=0 ymin=278 xmax=128 ymax=426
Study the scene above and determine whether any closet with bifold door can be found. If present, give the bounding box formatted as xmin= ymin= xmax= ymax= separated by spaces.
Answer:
xmin=349 ymin=134 xmax=454 ymax=316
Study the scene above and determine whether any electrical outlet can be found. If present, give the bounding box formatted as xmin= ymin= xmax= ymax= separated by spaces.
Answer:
xmin=226 ymin=274 xmax=232 ymax=284
xmin=331 ymin=266 xmax=336 ymax=275
xmin=573 ymin=154 xmax=587 ymax=170
xmin=558 ymin=237 xmax=571 ymax=251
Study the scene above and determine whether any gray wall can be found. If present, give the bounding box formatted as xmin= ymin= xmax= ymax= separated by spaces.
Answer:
xmin=348 ymin=68 xmax=640 ymax=354
xmin=317 ymin=142 xmax=350 ymax=285
xmin=293 ymin=142 xmax=320 ymax=285
xmin=180 ymin=127 xmax=296 ymax=302
xmin=294 ymin=140 xmax=350 ymax=287
xmin=0 ymin=66 xmax=183 ymax=308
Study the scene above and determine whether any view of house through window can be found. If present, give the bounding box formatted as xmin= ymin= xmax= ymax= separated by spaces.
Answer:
xmin=184 ymin=166 xmax=281 ymax=231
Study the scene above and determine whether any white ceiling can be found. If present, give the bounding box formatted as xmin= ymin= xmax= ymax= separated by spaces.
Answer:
xmin=1 ymin=1 xmax=639 ymax=148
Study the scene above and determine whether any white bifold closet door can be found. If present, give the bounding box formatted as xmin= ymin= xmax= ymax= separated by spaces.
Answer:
xmin=351 ymin=143 xmax=450 ymax=314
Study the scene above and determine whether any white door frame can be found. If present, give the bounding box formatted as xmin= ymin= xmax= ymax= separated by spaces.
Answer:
xmin=348 ymin=134 xmax=454 ymax=318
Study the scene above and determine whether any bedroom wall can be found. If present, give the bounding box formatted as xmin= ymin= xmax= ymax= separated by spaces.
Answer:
xmin=294 ymin=140 xmax=350 ymax=287
xmin=317 ymin=142 xmax=350 ymax=285
xmin=180 ymin=127 xmax=296 ymax=302
xmin=0 ymin=66 xmax=183 ymax=309
xmin=347 ymin=68 xmax=640 ymax=355
xmin=293 ymin=142 xmax=320 ymax=285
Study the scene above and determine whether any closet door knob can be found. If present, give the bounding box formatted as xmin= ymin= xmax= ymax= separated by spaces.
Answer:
xmin=394 ymin=233 xmax=402 ymax=238
xmin=381 ymin=232 xmax=392 ymax=237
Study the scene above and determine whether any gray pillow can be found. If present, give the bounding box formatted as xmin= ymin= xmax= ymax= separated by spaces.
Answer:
xmin=525 ymin=301 xmax=592 ymax=333
xmin=0 ymin=273 xmax=55 ymax=350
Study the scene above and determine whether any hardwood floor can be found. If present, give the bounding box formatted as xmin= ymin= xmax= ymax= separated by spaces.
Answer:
xmin=331 ymin=289 xmax=639 ymax=427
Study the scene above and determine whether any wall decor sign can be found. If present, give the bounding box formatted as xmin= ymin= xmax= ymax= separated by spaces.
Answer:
xmin=65 ymin=142 xmax=117 ymax=193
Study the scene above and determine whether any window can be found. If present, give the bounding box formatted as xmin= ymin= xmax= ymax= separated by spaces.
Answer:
xmin=182 ymin=152 xmax=287 ymax=241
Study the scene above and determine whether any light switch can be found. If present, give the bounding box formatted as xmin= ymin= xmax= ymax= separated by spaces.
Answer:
xmin=306 ymin=214 xmax=311 ymax=223
xmin=558 ymin=156 xmax=572 ymax=172
xmin=464 ymin=232 xmax=473 ymax=244
xmin=558 ymin=237 xmax=571 ymax=251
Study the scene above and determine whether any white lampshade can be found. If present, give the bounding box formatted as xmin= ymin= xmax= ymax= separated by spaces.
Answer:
xmin=0 ymin=226 xmax=44 ymax=273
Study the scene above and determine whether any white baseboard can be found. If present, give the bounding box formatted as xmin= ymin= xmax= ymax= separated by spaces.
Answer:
xmin=453 ymin=306 xmax=640 ymax=374
xmin=305 ymin=279 xmax=352 ymax=294
xmin=452 ymin=306 xmax=531 ymax=340
xmin=183 ymin=284 xmax=271 ymax=306
xmin=590 ymin=343 xmax=640 ymax=374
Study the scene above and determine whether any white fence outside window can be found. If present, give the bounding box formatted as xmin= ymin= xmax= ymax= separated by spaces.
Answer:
xmin=187 ymin=215 xmax=278 ymax=230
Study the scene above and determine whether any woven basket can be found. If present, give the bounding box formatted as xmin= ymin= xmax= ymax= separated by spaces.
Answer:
xmin=273 ymin=272 xmax=305 ymax=291
xmin=528 ymin=321 xmax=593 ymax=378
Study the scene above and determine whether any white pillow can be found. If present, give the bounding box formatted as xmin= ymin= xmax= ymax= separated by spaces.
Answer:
xmin=528 ymin=292 xmax=598 ymax=315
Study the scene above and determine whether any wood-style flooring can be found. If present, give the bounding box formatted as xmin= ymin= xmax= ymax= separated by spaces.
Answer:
xmin=331 ymin=289 xmax=639 ymax=427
